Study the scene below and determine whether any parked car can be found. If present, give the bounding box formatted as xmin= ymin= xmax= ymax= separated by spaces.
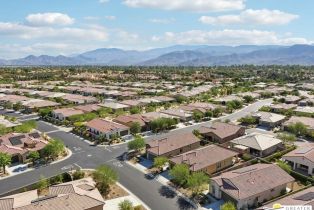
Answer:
xmin=145 ymin=172 xmax=158 ymax=180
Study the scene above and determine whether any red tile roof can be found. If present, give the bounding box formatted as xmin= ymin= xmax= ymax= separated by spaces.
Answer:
xmin=86 ymin=119 xmax=129 ymax=133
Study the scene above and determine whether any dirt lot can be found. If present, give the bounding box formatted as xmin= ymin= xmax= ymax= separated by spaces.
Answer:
xmin=104 ymin=183 xmax=129 ymax=200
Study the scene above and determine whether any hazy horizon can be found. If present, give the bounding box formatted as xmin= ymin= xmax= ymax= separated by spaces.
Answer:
xmin=0 ymin=0 xmax=313 ymax=59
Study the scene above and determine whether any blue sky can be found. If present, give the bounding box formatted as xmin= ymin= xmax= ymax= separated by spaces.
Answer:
xmin=0 ymin=0 xmax=312 ymax=58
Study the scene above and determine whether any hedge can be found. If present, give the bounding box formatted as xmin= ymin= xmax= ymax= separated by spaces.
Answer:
xmin=264 ymin=146 xmax=297 ymax=162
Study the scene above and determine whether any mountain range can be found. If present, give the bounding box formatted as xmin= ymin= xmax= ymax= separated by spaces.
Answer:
xmin=1 ymin=44 xmax=314 ymax=66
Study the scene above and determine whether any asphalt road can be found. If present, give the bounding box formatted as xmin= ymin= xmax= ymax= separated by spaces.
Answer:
xmin=0 ymin=99 xmax=272 ymax=209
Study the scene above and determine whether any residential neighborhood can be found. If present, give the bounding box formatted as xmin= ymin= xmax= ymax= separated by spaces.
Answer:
xmin=0 ymin=67 xmax=313 ymax=210
xmin=0 ymin=0 xmax=314 ymax=209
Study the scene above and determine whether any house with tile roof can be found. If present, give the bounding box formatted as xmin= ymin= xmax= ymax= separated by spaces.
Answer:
xmin=52 ymin=108 xmax=85 ymax=121
xmin=283 ymin=144 xmax=314 ymax=176
xmin=252 ymin=111 xmax=286 ymax=128
xmin=199 ymin=122 xmax=245 ymax=144
xmin=230 ymin=133 xmax=284 ymax=157
xmin=0 ymin=178 xmax=104 ymax=210
xmin=0 ymin=132 xmax=48 ymax=164
xmin=170 ymin=145 xmax=238 ymax=175
xmin=258 ymin=186 xmax=314 ymax=209
xmin=160 ymin=109 xmax=193 ymax=122
xmin=113 ymin=114 xmax=150 ymax=131
xmin=211 ymin=164 xmax=295 ymax=210
xmin=86 ymin=118 xmax=130 ymax=139
xmin=146 ymin=132 xmax=200 ymax=160
xmin=179 ymin=102 xmax=217 ymax=114
xmin=283 ymin=116 xmax=314 ymax=131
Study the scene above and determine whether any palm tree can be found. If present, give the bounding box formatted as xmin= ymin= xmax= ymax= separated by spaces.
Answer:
xmin=0 ymin=152 xmax=11 ymax=174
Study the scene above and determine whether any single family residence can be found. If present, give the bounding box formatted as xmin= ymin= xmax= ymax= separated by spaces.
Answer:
xmin=170 ymin=145 xmax=238 ymax=175
xmin=146 ymin=132 xmax=200 ymax=160
xmin=199 ymin=122 xmax=245 ymax=144
xmin=211 ymin=164 xmax=295 ymax=210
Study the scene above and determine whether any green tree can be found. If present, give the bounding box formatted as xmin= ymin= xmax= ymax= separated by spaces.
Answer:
xmin=39 ymin=108 xmax=52 ymax=118
xmin=243 ymin=95 xmax=254 ymax=103
xmin=259 ymin=106 xmax=271 ymax=112
xmin=220 ymin=201 xmax=236 ymax=210
xmin=153 ymin=156 xmax=169 ymax=169
xmin=213 ymin=107 xmax=223 ymax=117
xmin=72 ymin=169 xmax=85 ymax=180
xmin=277 ymin=133 xmax=296 ymax=143
xmin=145 ymin=106 xmax=156 ymax=112
xmin=205 ymin=110 xmax=213 ymax=118
xmin=193 ymin=111 xmax=204 ymax=122
xmin=287 ymin=122 xmax=308 ymax=136
xmin=174 ymin=95 xmax=187 ymax=104
xmin=42 ymin=139 xmax=65 ymax=161
xmin=130 ymin=122 xmax=141 ymax=135
xmin=238 ymin=116 xmax=257 ymax=125
xmin=0 ymin=152 xmax=11 ymax=173
xmin=13 ymin=102 xmax=23 ymax=111
xmin=0 ymin=124 xmax=8 ymax=135
xmin=13 ymin=120 xmax=37 ymax=133
xmin=169 ymin=164 xmax=190 ymax=186
xmin=93 ymin=165 xmax=118 ymax=195
xmin=127 ymin=135 xmax=145 ymax=152
xmin=3 ymin=101 xmax=13 ymax=109
xmin=119 ymin=200 xmax=133 ymax=210
xmin=50 ymin=174 xmax=63 ymax=185
xmin=28 ymin=151 xmax=40 ymax=166
xmin=150 ymin=117 xmax=178 ymax=133
xmin=37 ymin=175 xmax=49 ymax=193
xmin=187 ymin=172 xmax=209 ymax=195
xmin=277 ymin=160 xmax=292 ymax=173
xmin=130 ymin=106 xmax=141 ymax=114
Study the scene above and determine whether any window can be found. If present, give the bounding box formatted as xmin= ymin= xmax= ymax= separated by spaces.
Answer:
xmin=217 ymin=162 xmax=222 ymax=168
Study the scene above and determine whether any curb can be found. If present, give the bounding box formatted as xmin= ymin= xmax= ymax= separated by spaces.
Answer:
xmin=0 ymin=148 xmax=73 ymax=181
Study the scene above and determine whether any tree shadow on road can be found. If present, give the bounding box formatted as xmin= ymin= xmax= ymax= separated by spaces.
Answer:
xmin=177 ymin=196 xmax=197 ymax=210
xmin=158 ymin=186 xmax=177 ymax=199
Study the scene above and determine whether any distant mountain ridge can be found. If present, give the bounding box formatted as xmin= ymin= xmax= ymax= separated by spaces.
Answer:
xmin=1 ymin=44 xmax=314 ymax=66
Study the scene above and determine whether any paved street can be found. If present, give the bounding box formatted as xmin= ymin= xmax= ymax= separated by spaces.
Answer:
xmin=0 ymin=99 xmax=272 ymax=209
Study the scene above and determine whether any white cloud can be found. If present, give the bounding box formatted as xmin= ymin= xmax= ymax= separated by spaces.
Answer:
xmin=105 ymin=16 xmax=116 ymax=20
xmin=0 ymin=22 xmax=108 ymax=41
xmin=199 ymin=15 xmax=241 ymax=25
xmin=26 ymin=13 xmax=75 ymax=26
xmin=152 ymin=29 xmax=312 ymax=46
xmin=149 ymin=18 xmax=175 ymax=24
xmin=199 ymin=9 xmax=299 ymax=25
xmin=123 ymin=0 xmax=245 ymax=12
xmin=84 ymin=16 xmax=100 ymax=21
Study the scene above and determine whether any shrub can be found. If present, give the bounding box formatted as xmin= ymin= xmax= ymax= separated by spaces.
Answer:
xmin=130 ymin=122 xmax=141 ymax=135
xmin=119 ymin=200 xmax=133 ymax=210
xmin=127 ymin=135 xmax=145 ymax=152
xmin=242 ymin=153 xmax=252 ymax=161
xmin=169 ymin=164 xmax=190 ymax=187
xmin=153 ymin=156 xmax=169 ymax=169
xmin=277 ymin=160 xmax=292 ymax=173
xmin=93 ymin=165 xmax=118 ymax=196
xmin=238 ymin=116 xmax=257 ymax=125
xmin=72 ymin=169 xmax=85 ymax=180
